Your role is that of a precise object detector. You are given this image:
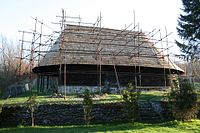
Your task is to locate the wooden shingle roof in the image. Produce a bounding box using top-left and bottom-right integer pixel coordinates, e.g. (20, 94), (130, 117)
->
(38, 24), (183, 72)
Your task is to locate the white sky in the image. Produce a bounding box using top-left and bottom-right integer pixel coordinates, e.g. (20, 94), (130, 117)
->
(0, 0), (183, 60)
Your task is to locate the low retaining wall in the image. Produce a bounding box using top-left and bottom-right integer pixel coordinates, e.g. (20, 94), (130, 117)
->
(0, 103), (129, 127)
(1, 101), (185, 127)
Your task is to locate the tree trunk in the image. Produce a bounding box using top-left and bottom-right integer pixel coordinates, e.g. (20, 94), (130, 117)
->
(31, 108), (34, 127)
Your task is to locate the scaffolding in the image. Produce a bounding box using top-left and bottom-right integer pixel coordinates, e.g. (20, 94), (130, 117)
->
(18, 16), (57, 92)
(17, 9), (182, 95)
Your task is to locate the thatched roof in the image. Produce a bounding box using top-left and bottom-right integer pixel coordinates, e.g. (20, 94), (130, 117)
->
(38, 24), (183, 72)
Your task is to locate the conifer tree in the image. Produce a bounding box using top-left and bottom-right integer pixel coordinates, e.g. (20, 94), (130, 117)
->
(169, 78), (198, 121)
(176, 0), (200, 61)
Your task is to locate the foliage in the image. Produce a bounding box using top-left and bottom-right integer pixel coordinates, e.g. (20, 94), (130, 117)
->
(169, 75), (180, 91)
(169, 77), (198, 121)
(82, 89), (93, 125)
(176, 0), (200, 61)
(1, 120), (200, 133)
(26, 95), (38, 127)
(121, 83), (141, 122)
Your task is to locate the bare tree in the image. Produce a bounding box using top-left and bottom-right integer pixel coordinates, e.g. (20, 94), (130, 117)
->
(0, 35), (29, 95)
(176, 61), (200, 82)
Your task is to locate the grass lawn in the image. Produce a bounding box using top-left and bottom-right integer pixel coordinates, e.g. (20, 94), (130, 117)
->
(0, 120), (200, 133)
(0, 91), (168, 106)
(139, 91), (168, 101)
(0, 93), (122, 106)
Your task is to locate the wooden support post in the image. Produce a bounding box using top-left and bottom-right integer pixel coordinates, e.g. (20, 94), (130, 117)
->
(37, 75), (39, 93)
(41, 76), (44, 92)
(46, 76), (49, 92)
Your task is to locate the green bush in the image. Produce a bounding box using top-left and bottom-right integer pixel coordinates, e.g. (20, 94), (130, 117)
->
(82, 89), (93, 125)
(169, 77), (198, 121)
(121, 83), (141, 122)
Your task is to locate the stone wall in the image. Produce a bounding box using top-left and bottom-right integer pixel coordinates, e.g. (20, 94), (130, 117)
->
(0, 101), (180, 127)
(58, 86), (126, 94)
(58, 86), (100, 94)
(0, 103), (128, 127)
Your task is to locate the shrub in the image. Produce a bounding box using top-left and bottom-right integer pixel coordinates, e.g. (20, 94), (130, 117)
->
(121, 83), (140, 122)
(82, 89), (93, 125)
(169, 77), (198, 121)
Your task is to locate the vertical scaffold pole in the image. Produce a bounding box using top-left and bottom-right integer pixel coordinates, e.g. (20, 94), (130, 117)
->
(159, 29), (167, 87)
(30, 17), (37, 92)
(99, 12), (102, 93)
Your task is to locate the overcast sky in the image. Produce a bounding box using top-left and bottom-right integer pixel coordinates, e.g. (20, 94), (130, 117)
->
(0, 0), (183, 59)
